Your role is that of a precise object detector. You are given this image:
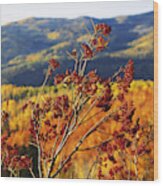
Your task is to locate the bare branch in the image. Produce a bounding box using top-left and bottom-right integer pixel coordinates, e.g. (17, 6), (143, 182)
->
(47, 94), (90, 177)
(51, 111), (115, 178)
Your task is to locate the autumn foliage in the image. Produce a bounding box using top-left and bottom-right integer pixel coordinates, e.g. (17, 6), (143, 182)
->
(1, 21), (154, 180)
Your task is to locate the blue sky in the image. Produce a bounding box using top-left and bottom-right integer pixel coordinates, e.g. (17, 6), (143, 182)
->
(1, 0), (153, 25)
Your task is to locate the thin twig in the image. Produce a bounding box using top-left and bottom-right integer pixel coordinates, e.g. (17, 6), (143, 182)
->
(66, 51), (78, 72)
(81, 59), (88, 76)
(90, 18), (96, 33)
(110, 66), (123, 82)
(79, 137), (113, 151)
(87, 158), (98, 179)
(29, 142), (38, 148)
(29, 168), (36, 178)
(35, 126), (42, 178)
(81, 110), (102, 125)
(34, 68), (50, 106)
(82, 22), (92, 37)
(46, 135), (59, 177)
(76, 99), (98, 128)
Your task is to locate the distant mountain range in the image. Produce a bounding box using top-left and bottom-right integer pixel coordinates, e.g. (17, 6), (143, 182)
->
(1, 11), (154, 86)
